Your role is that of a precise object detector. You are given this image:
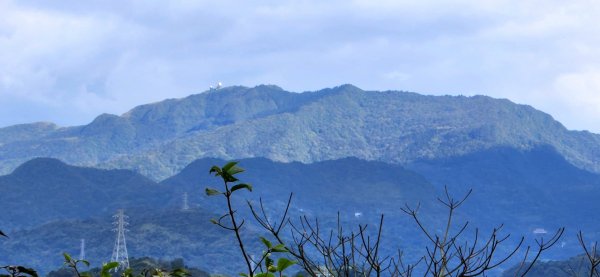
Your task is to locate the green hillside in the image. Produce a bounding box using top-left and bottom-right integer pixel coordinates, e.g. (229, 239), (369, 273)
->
(1, 85), (599, 180)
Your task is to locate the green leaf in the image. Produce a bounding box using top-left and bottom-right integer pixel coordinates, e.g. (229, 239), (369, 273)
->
(277, 258), (297, 272)
(227, 165), (244, 176)
(152, 268), (166, 277)
(239, 274), (249, 277)
(62, 252), (72, 263)
(210, 218), (218, 224)
(205, 188), (222, 196)
(221, 172), (239, 183)
(101, 262), (119, 277)
(222, 161), (239, 172)
(121, 268), (133, 277)
(221, 161), (243, 182)
(255, 273), (275, 277)
(209, 166), (222, 176)
(260, 236), (272, 248)
(231, 183), (252, 193)
(80, 260), (90, 267)
(265, 253), (275, 271)
(271, 244), (288, 253)
(170, 268), (189, 277)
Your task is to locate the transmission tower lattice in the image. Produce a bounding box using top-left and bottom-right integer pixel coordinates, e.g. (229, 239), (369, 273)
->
(79, 239), (85, 260)
(110, 209), (130, 270)
(182, 192), (190, 211)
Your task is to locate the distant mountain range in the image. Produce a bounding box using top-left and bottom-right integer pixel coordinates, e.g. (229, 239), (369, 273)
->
(4, 147), (600, 273)
(3, 84), (600, 274)
(0, 156), (436, 274)
(1, 85), (599, 180)
(0, 158), (168, 230)
(0, 156), (435, 231)
(1, 208), (240, 275)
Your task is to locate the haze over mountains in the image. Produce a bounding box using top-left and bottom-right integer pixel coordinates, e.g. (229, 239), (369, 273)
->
(1, 85), (599, 180)
(4, 146), (600, 273)
(3, 84), (600, 274)
(0, 157), (437, 273)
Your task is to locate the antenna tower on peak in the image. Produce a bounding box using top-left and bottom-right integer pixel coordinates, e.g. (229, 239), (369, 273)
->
(110, 209), (130, 270)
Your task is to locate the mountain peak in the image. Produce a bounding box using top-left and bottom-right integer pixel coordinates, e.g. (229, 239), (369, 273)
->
(15, 157), (66, 168)
(254, 84), (284, 91)
(336, 84), (362, 91)
(0, 84), (599, 180)
(315, 84), (363, 95)
(11, 157), (70, 177)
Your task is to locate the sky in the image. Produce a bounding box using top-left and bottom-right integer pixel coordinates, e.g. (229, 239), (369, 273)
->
(1, 0), (600, 132)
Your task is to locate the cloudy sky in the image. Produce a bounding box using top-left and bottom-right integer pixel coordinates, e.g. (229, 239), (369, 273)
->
(1, 0), (600, 132)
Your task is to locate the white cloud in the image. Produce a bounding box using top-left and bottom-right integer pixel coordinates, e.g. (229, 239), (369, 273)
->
(384, 71), (411, 82)
(555, 70), (600, 109)
(547, 70), (600, 131)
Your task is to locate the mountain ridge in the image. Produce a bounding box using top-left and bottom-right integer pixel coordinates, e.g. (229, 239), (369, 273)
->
(4, 147), (600, 273)
(1, 84), (599, 180)
(0, 155), (439, 274)
(0, 157), (170, 230)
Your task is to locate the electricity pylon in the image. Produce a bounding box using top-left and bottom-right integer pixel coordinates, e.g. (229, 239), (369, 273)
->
(182, 192), (190, 211)
(110, 209), (129, 270)
(79, 239), (85, 260)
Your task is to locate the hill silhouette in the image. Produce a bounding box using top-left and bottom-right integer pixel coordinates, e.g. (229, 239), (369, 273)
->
(1, 85), (599, 180)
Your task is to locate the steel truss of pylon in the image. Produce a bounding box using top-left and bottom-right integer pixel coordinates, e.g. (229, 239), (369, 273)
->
(79, 239), (85, 261)
(182, 192), (190, 211)
(110, 209), (130, 270)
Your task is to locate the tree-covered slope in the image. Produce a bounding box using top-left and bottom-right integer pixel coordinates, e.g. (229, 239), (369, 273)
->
(0, 208), (256, 275)
(4, 152), (600, 274)
(408, 146), (600, 259)
(161, 157), (436, 219)
(0, 158), (173, 230)
(501, 254), (595, 277)
(0, 157), (438, 275)
(1, 85), (599, 180)
(0, 156), (435, 231)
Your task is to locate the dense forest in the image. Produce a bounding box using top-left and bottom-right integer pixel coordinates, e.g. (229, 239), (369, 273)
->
(3, 161), (600, 277)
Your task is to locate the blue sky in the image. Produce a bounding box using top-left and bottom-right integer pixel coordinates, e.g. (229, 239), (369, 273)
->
(1, 0), (600, 132)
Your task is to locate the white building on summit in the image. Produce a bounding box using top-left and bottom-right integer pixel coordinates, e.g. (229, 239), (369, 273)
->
(209, 82), (223, 90)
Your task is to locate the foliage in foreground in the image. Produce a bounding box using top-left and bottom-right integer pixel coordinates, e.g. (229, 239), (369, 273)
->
(204, 161), (600, 277)
(4, 161), (600, 276)
(206, 161), (297, 277)
(47, 254), (196, 277)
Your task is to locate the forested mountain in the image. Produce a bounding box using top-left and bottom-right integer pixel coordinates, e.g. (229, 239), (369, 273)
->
(0, 156), (435, 231)
(0, 209), (244, 275)
(4, 149), (600, 274)
(408, 146), (600, 260)
(1, 85), (599, 180)
(501, 254), (597, 277)
(162, 156), (436, 219)
(409, 146), (600, 230)
(3, 85), (600, 275)
(0, 158), (170, 230)
(0, 157), (438, 274)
